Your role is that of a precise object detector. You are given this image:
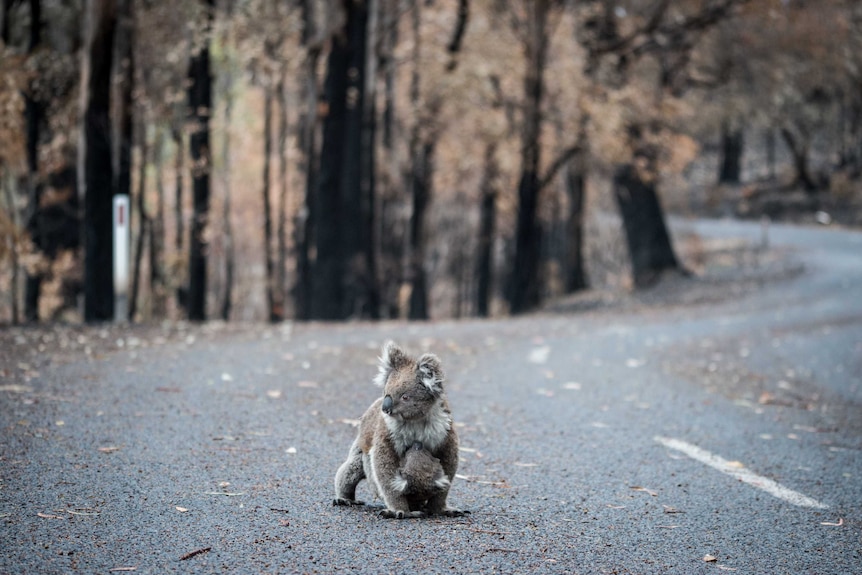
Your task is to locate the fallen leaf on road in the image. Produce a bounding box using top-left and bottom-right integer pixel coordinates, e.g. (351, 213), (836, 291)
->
(37, 512), (65, 519)
(820, 518), (843, 526)
(65, 508), (100, 516)
(562, 382), (581, 390)
(0, 385), (33, 393)
(98, 446), (121, 453)
(717, 566), (737, 571)
(703, 554), (718, 562)
(339, 418), (361, 427)
(266, 390), (282, 399)
(725, 461), (745, 469)
(179, 547), (211, 561)
(630, 486), (658, 497)
(528, 346), (550, 364)
(203, 492), (245, 496)
(514, 462), (537, 467)
(108, 568), (137, 572)
(286, 447), (297, 454)
(221, 373), (233, 382)
(175, 507), (189, 513)
(297, 381), (318, 388)
(663, 505), (684, 514)
(625, 358), (645, 368)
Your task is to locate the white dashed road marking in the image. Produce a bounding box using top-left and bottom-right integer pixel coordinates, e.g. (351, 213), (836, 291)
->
(654, 436), (829, 510)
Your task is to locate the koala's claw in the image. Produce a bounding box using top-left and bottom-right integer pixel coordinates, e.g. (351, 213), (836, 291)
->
(379, 509), (426, 519)
(442, 507), (470, 517)
(333, 497), (365, 507)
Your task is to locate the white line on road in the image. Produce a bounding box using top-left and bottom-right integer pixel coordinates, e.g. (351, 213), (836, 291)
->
(654, 436), (829, 510)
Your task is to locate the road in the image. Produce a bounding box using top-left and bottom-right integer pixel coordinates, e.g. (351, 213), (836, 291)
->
(1, 219), (860, 574)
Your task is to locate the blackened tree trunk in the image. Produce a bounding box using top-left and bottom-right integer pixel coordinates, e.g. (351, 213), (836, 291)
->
(509, 0), (549, 315)
(475, 142), (497, 317)
(128, 117), (147, 320)
(294, 0), (320, 320)
(406, 0), (428, 320)
(23, 0), (42, 322)
(171, 126), (186, 312)
(564, 154), (587, 292)
(276, 62), (289, 320)
(780, 126), (819, 193)
(718, 120), (743, 184)
(310, 17), (349, 320)
(340, 0), (377, 319)
(261, 83), (280, 322)
(310, 0), (377, 320)
(150, 128), (166, 317)
(186, 0), (214, 321)
(408, 138), (435, 320)
(613, 163), (681, 288)
(81, 0), (116, 322)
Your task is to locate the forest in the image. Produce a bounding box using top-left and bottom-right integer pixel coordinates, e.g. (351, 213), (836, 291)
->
(0, 0), (860, 324)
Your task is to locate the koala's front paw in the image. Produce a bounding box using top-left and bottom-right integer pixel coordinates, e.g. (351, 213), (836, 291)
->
(379, 509), (426, 519)
(333, 497), (365, 507)
(441, 507), (470, 517)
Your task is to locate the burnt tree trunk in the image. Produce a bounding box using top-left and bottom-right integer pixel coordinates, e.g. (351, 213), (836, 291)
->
(509, 0), (549, 315)
(149, 128), (166, 317)
(340, 0), (374, 319)
(780, 126), (819, 193)
(613, 163), (681, 288)
(186, 0), (214, 321)
(310, 0), (376, 320)
(81, 0), (116, 322)
(276, 62), (289, 319)
(408, 138), (435, 320)
(261, 84), (280, 322)
(310, 15), (349, 320)
(406, 0), (428, 320)
(475, 143), (498, 317)
(171, 126), (186, 312)
(128, 117), (147, 321)
(293, 0), (319, 320)
(718, 120), (743, 184)
(564, 154), (587, 293)
(23, 0), (42, 322)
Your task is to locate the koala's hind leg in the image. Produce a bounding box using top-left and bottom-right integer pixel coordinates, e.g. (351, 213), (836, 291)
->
(333, 440), (366, 506)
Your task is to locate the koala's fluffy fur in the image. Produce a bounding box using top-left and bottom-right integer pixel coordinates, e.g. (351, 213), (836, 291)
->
(394, 441), (450, 507)
(333, 341), (466, 519)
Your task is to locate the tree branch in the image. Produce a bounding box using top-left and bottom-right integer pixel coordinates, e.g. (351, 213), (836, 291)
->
(445, 0), (469, 71)
(538, 144), (582, 191)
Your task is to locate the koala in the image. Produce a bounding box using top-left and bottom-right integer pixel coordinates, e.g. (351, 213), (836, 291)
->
(333, 341), (467, 519)
(394, 441), (451, 509)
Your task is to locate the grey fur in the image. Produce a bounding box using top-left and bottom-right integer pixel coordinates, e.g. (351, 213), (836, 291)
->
(333, 341), (468, 519)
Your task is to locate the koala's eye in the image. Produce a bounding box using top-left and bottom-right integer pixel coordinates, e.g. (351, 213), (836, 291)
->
(401, 393), (411, 401)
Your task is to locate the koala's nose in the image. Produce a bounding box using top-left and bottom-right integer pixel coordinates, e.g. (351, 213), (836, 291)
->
(382, 395), (393, 414)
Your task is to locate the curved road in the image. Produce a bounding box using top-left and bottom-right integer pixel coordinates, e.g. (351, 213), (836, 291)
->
(1, 219), (860, 574)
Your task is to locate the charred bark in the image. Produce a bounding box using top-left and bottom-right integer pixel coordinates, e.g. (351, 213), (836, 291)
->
(564, 155), (587, 293)
(186, 0), (214, 321)
(718, 120), (743, 184)
(509, 0), (549, 315)
(81, 0), (116, 322)
(475, 143), (498, 317)
(613, 163), (681, 288)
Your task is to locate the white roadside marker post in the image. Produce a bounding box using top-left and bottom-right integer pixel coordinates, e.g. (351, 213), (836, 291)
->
(113, 195), (130, 322)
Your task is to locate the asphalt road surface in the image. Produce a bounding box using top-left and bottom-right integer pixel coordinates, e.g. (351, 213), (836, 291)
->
(2, 219), (860, 574)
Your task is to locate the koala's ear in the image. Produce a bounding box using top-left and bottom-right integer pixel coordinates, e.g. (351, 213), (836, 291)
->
(417, 353), (444, 395)
(374, 340), (406, 387)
